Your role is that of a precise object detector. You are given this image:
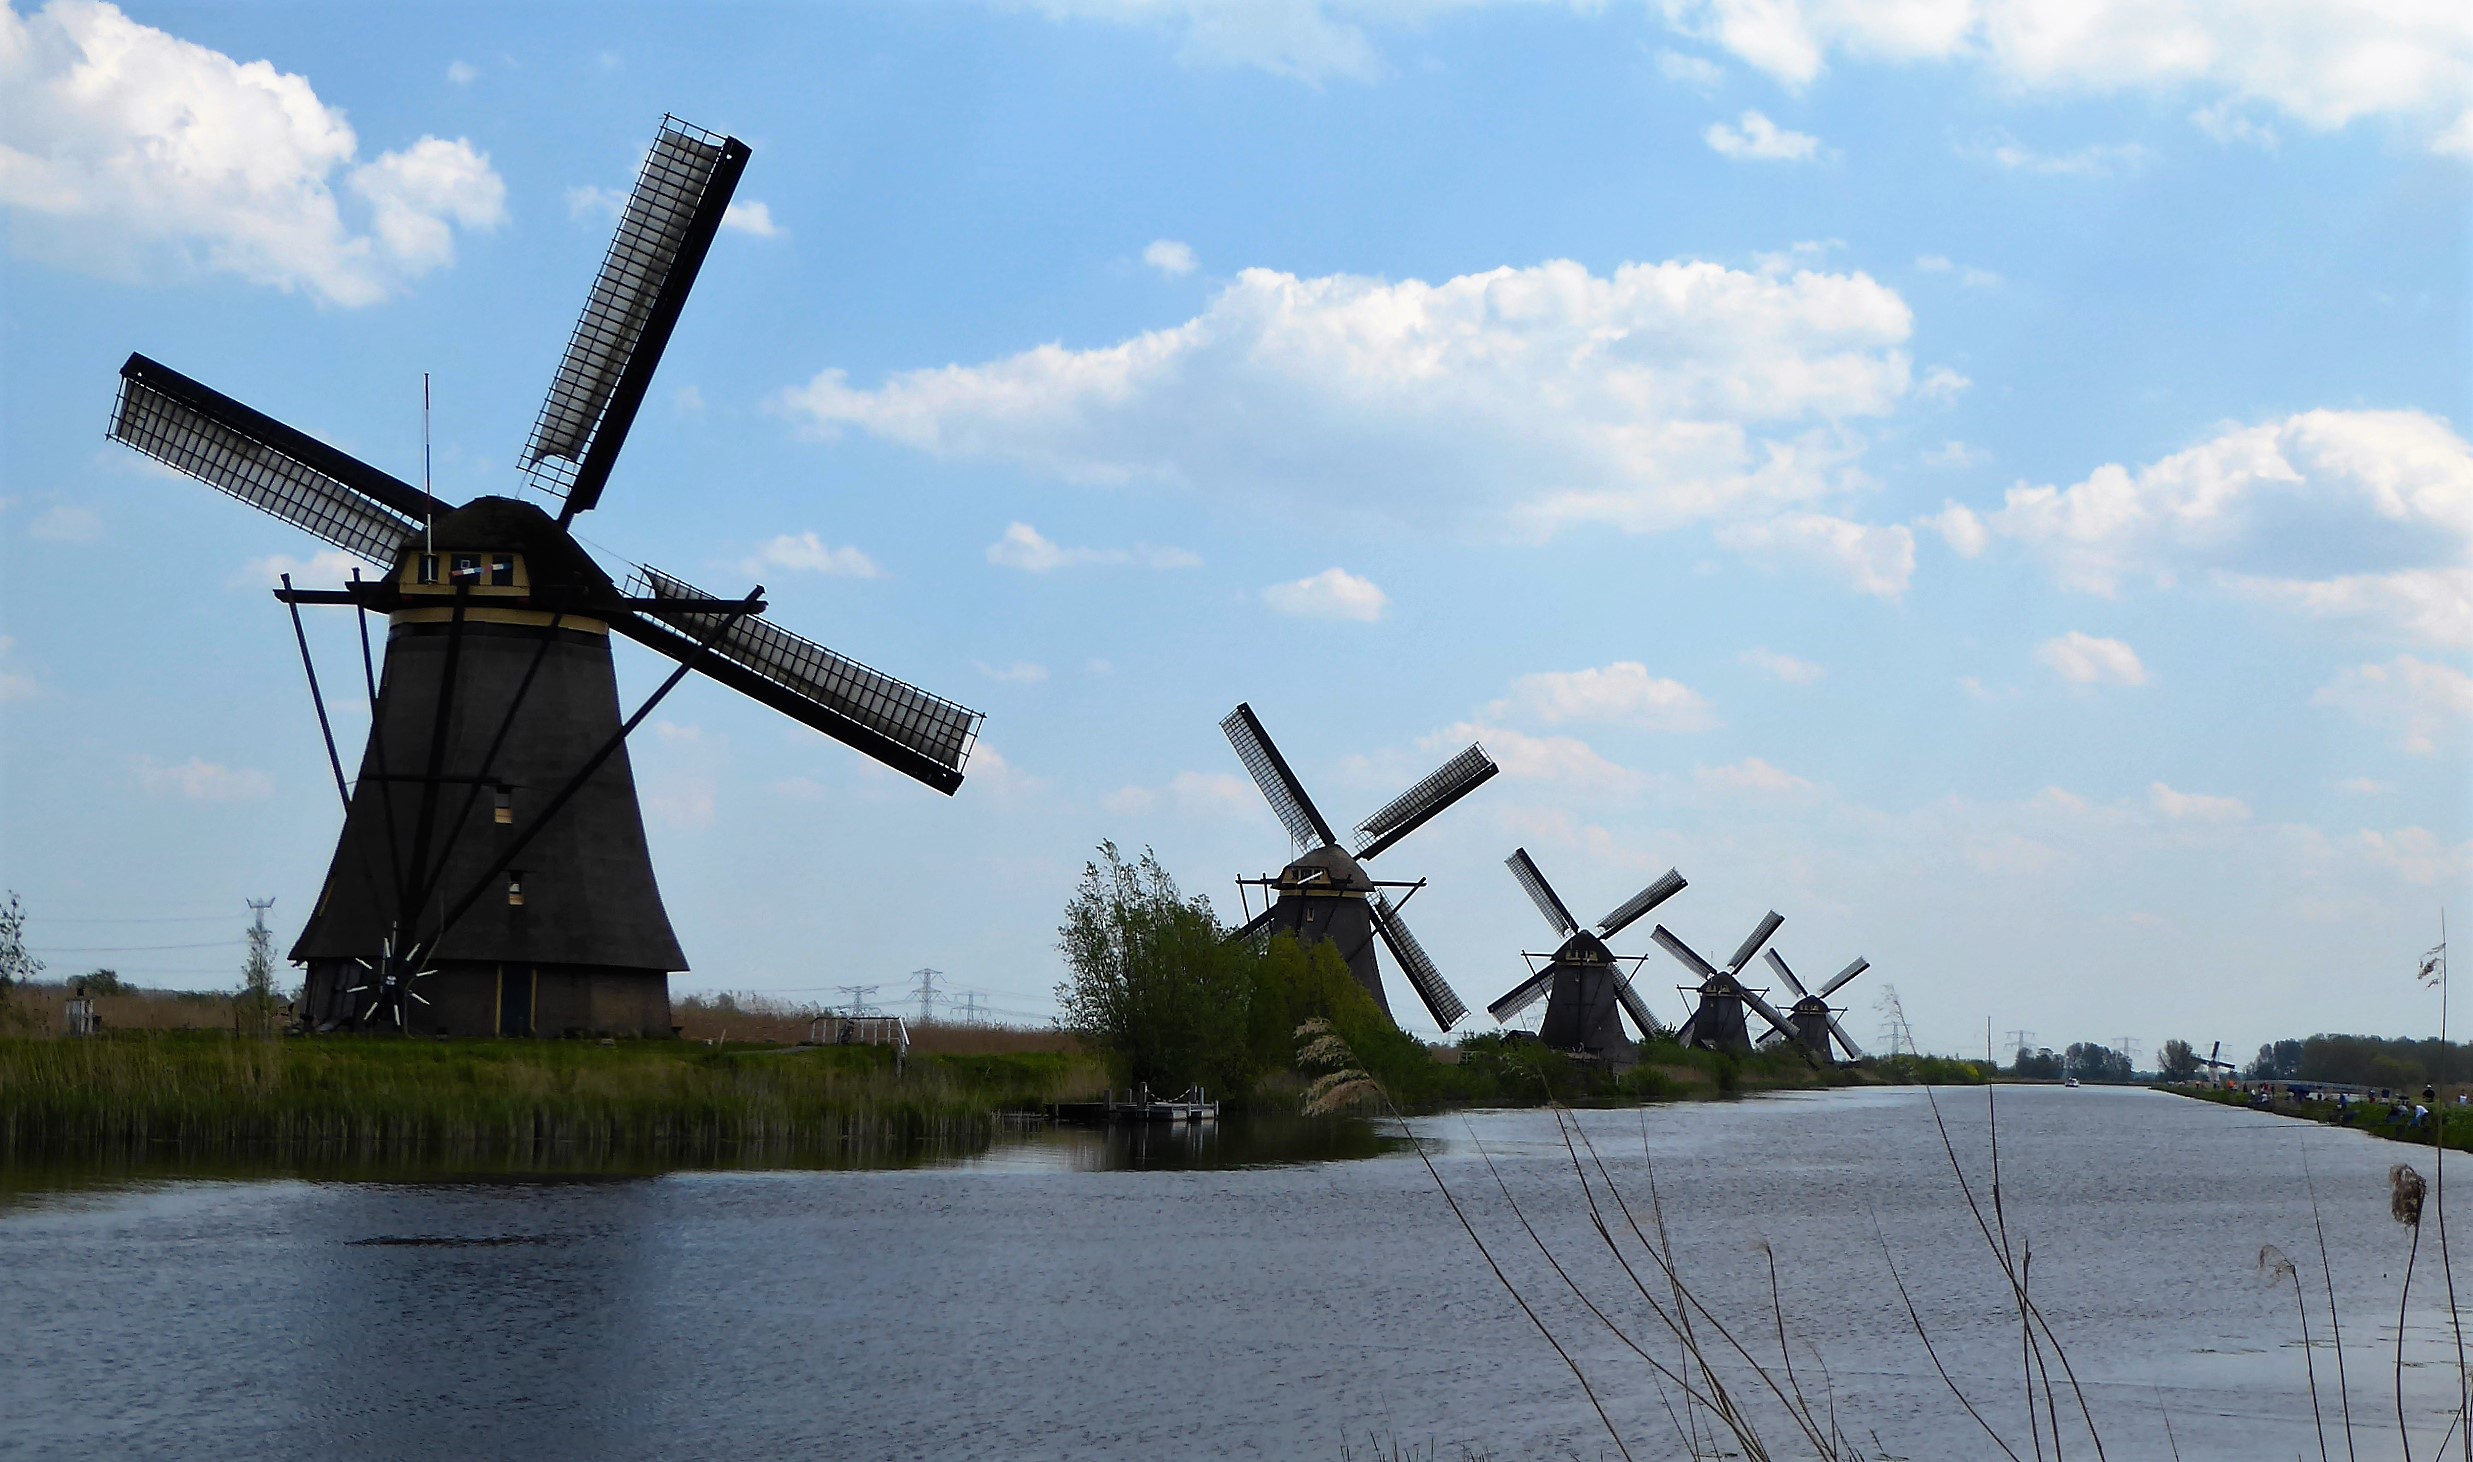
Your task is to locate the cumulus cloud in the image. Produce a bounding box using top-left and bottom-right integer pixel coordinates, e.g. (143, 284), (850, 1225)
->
(134, 754), (273, 802)
(1660, 0), (2473, 154)
(2352, 826), (2473, 887)
(1739, 647), (1824, 684)
(1436, 722), (1644, 790)
(1963, 133), (2155, 176)
(739, 532), (884, 579)
(1104, 769), (1267, 819)
(1716, 513), (1917, 598)
(2149, 781), (2249, 822)
(2312, 655), (2473, 754)
(236, 548), (360, 587)
(1703, 109), (1824, 161)
(1263, 566), (1389, 621)
(1495, 661), (1717, 730)
(1919, 500), (1990, 554)
(1142, 238), (1198, 275)
(984, 521), (1200, 572)
(976, 660), (1050, 684)
(721, 201), (783, 237)
(775, 257), (1917, 540)
(2038, 631), (2148, 687)
(1922, 441), (1992, 470)
(1915, 254), (2001, 288)
(1975, 410), (2473, 649)
(0, 1), (507, 306)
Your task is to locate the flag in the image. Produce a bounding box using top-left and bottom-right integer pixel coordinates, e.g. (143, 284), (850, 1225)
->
(2418, 943), (2447, 986)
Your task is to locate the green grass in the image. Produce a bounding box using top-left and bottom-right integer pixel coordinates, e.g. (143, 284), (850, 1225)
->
(2178, 1082), (2473, 1154)
(0, 1032), (1107, 1161)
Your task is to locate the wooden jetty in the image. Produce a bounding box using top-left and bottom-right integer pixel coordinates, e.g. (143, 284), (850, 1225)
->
(1052, 1086), (1219, 1124)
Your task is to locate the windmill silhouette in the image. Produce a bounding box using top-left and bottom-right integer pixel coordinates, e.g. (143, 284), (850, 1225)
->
(1221, 703), (1496, 1030)
(106, 117), (982, 1037)
(1486, 848), (1684, 1059)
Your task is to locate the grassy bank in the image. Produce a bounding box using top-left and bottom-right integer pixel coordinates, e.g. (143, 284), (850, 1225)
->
(2176, 1081), (2473, 1154)
(0, 1032), (1106, 1161)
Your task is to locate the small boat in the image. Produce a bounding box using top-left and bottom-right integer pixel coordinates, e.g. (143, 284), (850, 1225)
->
(2065, 1077), (2081, 1089)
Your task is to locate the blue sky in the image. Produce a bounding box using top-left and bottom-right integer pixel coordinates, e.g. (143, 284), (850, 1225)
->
(2, 0), (2466, 1059)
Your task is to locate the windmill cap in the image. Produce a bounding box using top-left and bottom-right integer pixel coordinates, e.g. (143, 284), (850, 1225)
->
(389, 495), (616, 597)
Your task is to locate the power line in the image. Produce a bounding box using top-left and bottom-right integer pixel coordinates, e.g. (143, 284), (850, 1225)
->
(911, 967), (942, 1023)
(835, 984), (881, 1017)
(30, 939), (246, 954)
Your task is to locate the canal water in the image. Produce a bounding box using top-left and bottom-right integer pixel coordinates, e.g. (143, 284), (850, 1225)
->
(4, 1086), (2469, 1459)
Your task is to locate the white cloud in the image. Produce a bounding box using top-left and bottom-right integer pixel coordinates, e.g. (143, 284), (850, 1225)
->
(1915, 254), (2001, 288)
(1661, 0), (2473, 154)
(1142, 238), (1198, 276)
(2149, 781), (2249, 823)
(2312, 655), (2473, 755)
(1739, 647), (1824, 684)
(1965, 133), (2155, 176)
(984, 521), (1199, 572)
(1263, 566), (1389, 622)
(1437, 722), (1643, 790)
(1923, 441), (1992, 470)
(2352, 826), (2473, 887)
(653, 721), (705, 744)
(776, 257), (1917, 540)
(1977, 410), (2473, 648)
(0, 2), (506, 306)
(1961, 675), (2019, 702)
(1105, 769), (1267, 820)
(2334, 776), (2390, 795)
(566, 184), (624, 219)
(1703, 109), (1824, 161)
(647, 776), (717, 829)
(445, 59), (477, 86)
(1496, 661), (1717, 730)
(1697, 756), (1812, 794)
(673, 384), (706, 419)
(721, 201), (783, 237)
(134, 754), (273, 802)
(26, 504), (99, 542)
(1011, 0), (1396, 82)
(976, 660), (1050, 684)
(2038, 630), (2148, 687)
(965, 745), (1050, 803)
(1716, 513), (1917, 598)
(1657, 48), (1727, 89)
(1916, 365), (1970, 402)
(739, 532), (884, 579)
(1920, 500), (1989, 554)
(235, 548), (359, 587)
(0, 635), (39, 703)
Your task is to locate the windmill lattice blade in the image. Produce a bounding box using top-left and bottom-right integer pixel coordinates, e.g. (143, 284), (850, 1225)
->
(1742, 986), (1799, 1041)
(1487, 968), (1555, 1024)
(1650, 924), (1719, 980)
(629, 568), (981, 792)
(1726, 911), (1785, 973)
(1220, 704), (1334, 852)
(1829, 1015), (1869, 1061)
(109, 357), (427, 564)
(1505, 848), (1579, 937)
(523, 116), (747, 518)
(1613, 969), (1662, 1040)
(1763, 948), (1810, 999)
(1596, 869), (1687, 939)
(1224, 905), (1279, 946)
(1354, 744), (1497, 861)
(1371, 891), (1468, 1031)
(1816, 956), (1870, 999)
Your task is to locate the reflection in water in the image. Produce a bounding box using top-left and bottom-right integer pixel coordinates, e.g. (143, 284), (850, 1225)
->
(5, 1088), (2467, 1460)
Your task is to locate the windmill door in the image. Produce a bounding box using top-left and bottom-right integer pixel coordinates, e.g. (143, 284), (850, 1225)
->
(500, 967), (535, 1037)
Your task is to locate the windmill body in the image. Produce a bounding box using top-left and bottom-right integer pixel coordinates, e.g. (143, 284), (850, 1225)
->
(107, 119), (983, 1037)
(1653, 913), (1799, 1056)
(1758, 949), (1871, 1064)
(1221, 704), (1496, 1031)
(1487, 849), (1684, 1062)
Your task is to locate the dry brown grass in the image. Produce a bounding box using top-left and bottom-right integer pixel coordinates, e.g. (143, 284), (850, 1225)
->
(6, 983), (245, 1034)
(667, 992), (1077, 1055)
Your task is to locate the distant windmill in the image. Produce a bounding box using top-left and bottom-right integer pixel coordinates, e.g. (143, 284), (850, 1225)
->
(1753, 949), (1869, 1063)
(1650, 913), (1798, 1055)
(1486, 848), (1684, 1059)
(2197, 1041), (2237, 1079)
(106, 117), (982, 1038)
(1221, 703), (1496, 1030)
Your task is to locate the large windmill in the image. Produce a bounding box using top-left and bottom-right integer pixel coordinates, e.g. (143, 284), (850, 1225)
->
(1486, 848), (1684, 1060)
(1650, 913), (1799, 1055)
(1221, 703), (1496, 1032)
(105, 117), (982, 1039)
(1753, 949), (1869, 1064)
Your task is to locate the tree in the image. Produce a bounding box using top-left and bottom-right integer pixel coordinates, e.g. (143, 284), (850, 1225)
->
(1056, 842), (1256, 1094)
(0, 891), (41, 1013)
(2064, 1041), (2134, 1083)
(238, 907), (281, 1036)
(80, 967), (128, 996)
(2011, 1046), (2064, 1080)
(2245, 1039), (2305, 1080)
(2158, 1038), (2199, 1082)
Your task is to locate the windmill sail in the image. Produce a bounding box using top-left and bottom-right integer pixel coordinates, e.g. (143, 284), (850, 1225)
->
(627, 568), (980, 794)
(109, 355), (432, 563)
(524, 117), (749, 519)
(1726, 911), (1785, 972)
(1221, 703), (1334, 851)
(1371, 891), (1467, 1030)
(1488, 967), (1557, 1023)
(1506, 847), (1579, 936)
(1763, 948), (1811, 998)
(1611, 968), (1662, 1039)
(1353, 744), (1496, 861)
(1596, 869), (1686, 939)
(1817, 957), (1870, 998)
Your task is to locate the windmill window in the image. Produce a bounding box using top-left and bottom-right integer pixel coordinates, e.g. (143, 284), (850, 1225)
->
(489, 554), (516, 586)
(417, 554), (440, 585)
(493, 785), (513, 825)
(506, 871), (526, 907)
(451, 553), (483, 583)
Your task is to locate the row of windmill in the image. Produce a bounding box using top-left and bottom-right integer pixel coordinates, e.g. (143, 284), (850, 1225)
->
(1214, 704), (1871, 1066)
(102, 112), (1873, 1056)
